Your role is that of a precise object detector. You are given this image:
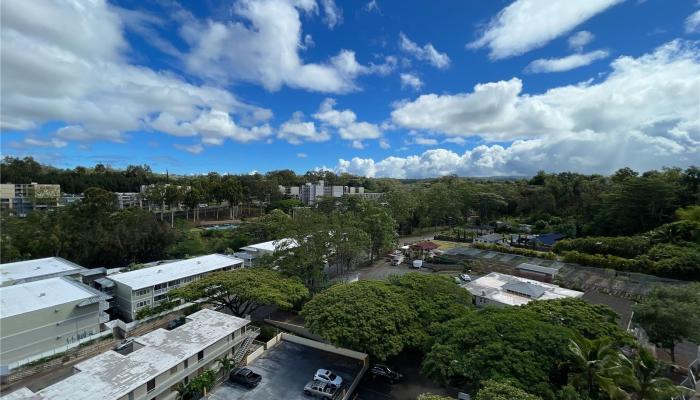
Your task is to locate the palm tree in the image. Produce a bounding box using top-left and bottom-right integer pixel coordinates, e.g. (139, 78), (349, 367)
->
(616, 348), (693, 400)
(567, 336), (627, 399)
(216, 354), (235, 380)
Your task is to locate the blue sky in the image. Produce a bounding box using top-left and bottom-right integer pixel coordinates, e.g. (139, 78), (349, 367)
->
(1, 0), (699, 177)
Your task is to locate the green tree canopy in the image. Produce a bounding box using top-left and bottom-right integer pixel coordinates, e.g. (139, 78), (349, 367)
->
(633, 283), (700, 362)
(474, 380), (543, 400)
(521, 298), (630, 344)
(169, 268), (308, 317)
(301, 280), (419, 360)
(422, 308), (573, 398)
(387, 273), (472, 348)
(416, 394), (454, 400)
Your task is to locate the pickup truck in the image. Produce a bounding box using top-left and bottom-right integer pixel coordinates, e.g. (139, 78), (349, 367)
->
(229, 368), (262, 389)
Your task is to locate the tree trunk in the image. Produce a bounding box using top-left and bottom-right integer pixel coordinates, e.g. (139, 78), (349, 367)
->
(670, 344), (676, 363)
(171, 209), (174, 228)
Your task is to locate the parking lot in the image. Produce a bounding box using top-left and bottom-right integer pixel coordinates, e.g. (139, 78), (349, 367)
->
(209, 340), (364, 400)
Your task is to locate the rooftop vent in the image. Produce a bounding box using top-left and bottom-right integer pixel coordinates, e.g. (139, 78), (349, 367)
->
(157, 269), (163, 273)
(39, 292), (46, 297)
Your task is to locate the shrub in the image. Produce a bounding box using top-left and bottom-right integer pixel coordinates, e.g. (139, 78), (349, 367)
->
(473, 243), (556, 260)
(553, 236), (650, 258)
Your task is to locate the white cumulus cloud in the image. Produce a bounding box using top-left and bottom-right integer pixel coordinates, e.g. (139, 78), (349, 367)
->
(469, 0), (624, 59)
(1, 0), (271, 148)
(313, 99), (382, 148)
(181, 0), (376, 93)
(379, 40), (700, 177)
(526, 50), (609, 73)
(399, 32), (450, 69)
(686, 9), (700, 33)
(400, 73), (424, 90)
(568, 31), (595, 51)
(278, 112), (331, 144)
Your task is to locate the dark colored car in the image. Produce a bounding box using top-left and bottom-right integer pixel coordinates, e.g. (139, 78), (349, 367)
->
(370, 364), (403, 384)
(229, 368), (262, 388)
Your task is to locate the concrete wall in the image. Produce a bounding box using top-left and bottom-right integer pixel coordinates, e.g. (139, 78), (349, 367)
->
(280, 333), (368, 362)
(0, 300), (100, 368)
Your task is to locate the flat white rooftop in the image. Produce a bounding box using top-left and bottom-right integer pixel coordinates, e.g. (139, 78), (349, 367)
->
(0, 277), (98, 318)
(465, 272), (583, 307)
(108, 254), (242, 290)
(241, 238), (298, 254)
(0, 257), (84, 286)
(10, 309), (249, 400)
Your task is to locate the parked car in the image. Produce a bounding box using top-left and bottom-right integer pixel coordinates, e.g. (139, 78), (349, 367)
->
(229, 368), (262, 388)
(304, 380), (338, 398)
(314, 369), (343, 388)
(369, 364), (403, 384)
(459, 273), (472, 282)
(113, 339), (133, 352)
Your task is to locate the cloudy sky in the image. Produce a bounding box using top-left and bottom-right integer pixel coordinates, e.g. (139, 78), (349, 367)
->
(1, 0), (699, 178)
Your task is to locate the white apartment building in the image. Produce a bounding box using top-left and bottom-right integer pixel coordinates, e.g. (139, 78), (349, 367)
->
(0, 277), (109, 374)
(115, 192), (141, 209)
(234, 238), (298, 267)
(3, 309), (258, 400)
(108, 254), (243, 321)
(0, 183), (61, 213)
(0, 257), (87, 287)
(279, 181), (376, 205)
(464, 272), (583, 308)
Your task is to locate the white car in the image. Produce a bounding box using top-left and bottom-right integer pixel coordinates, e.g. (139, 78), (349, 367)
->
(314, 369), (343, 388)
(459, 273), (472, 282)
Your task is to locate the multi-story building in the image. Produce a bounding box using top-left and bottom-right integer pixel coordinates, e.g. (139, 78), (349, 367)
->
(0, 277), (110, 374)
(0, 257), (87, 287)
(464, 272), (583, 308)
(108, 254), (243, 321)
(281, 180), (378, 205)
(115, 192), (141, 209)
(0, 183), (61, 214)
(234, 238), (298, 267)
(278, 185), (300, 198)
(0, 184), (14, 209)
(3, 309), (258, 400)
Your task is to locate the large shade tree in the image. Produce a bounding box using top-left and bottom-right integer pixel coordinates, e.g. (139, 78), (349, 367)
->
(474, 380), (543, 400)
(387, 273), (472, 348)
(301, 280), (419, 360)
(633, 283), (700, 362)
(422, 308), (573, 398)
(522, 298), (630, 345)
(169, 268), (308, 317)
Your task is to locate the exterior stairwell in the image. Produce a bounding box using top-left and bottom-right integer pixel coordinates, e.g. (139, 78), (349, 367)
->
(233, 326), (260, 365)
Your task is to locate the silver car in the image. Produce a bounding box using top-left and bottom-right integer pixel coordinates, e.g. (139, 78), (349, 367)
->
(303, 379), (338, 399)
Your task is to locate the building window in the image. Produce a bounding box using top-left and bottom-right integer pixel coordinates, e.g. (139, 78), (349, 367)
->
(170, 366), (178, 375)
(184, 359), (188, 369)
(197, 350), (203, 362)
(154, 283), (166, 291)
(184, 377), (189, 385)
(154, 294), (168, 303)
(135, 300), (151, 308)
(147, 378), (155, 392)
(128, 392), (134, 400)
